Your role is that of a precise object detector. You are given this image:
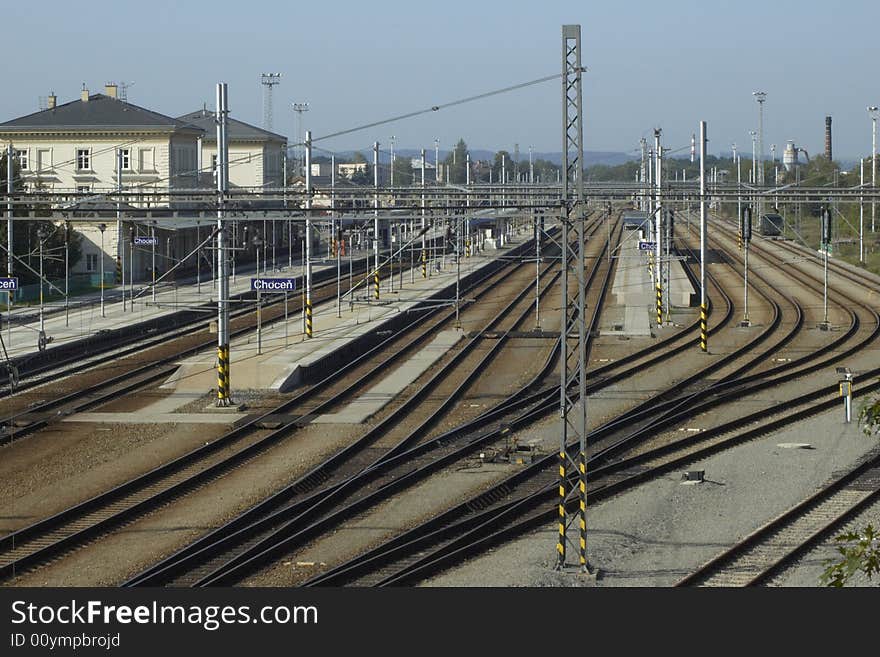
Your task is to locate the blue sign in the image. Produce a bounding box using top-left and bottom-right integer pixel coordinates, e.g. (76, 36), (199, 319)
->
(251, 278), (297, 292)
(638, 241), (656, 251)
(134, 236), (159, 246)
(0, 277), (18, 291)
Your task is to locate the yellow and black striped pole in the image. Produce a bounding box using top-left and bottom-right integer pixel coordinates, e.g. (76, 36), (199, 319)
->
(374, 267), (380, 300)
(421, 249), (427, 278)
(578, 450), (587, 571)
(557, 450), (566, 568)
(217, 343), (230, 402)
(656, 282), (663, 326)
(305, 297), (313, 338)
(465, 238), (470, 258)
(700, 302), (708, 352)
(115, 255), (122, 284)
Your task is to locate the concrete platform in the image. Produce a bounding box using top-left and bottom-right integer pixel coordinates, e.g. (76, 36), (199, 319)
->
(0, 250), (347, 361)
(146, 225), (535, 416)
(313, 329), (463, 424)
(605, 235), (653, 337)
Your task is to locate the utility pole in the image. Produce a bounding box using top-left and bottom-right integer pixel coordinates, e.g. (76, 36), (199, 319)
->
(421, 149), (427, 278)
(556, 23), (589, 575)
(6, 143), (12, 280)
(733, 143), (741, 240)
(639, 138), (647, 212)
(860, 158), (865, 263)
(117, 149), (125, 312)
(215, 82), (232, 406)
(305, 130), (313, 338)
(260, 73), (281, 132)
(373, 140), (380, 300)
(529, 145), (534, 184)
(741, 206), (752, 326)
(870, 107), (878, 232)
(821, 207), (831, 330)
(700, 121), (708, 353)
(654, 128), (663, 328)
(465, 152), (471, 257)
(390, 135), (395, 189)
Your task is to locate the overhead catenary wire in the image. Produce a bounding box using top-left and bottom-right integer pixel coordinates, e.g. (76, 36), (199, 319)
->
(308, 73), (562, 145)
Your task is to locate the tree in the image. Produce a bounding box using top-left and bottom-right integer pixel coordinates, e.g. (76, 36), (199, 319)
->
(442, 138), (469, 184)
(492, 150), (513, 183)
(349, 152), (371, 185)
(819, 402), (880, 586)
(392, 155), (414, 186)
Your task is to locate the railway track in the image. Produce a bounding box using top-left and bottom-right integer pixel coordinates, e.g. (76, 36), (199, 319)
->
(675, 448), (880, 587)
(0, 230), (548, 582)
(122, 214), (622, 586)
(302, 221), (880, 586)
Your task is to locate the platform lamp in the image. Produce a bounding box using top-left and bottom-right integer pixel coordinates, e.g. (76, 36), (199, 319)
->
(97, 223), (107, 317)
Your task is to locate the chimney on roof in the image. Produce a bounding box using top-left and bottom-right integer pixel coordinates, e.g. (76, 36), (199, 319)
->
(105, 83), (118, 99)
(47, 92), (56, 109)
(80, 84), (89, 102)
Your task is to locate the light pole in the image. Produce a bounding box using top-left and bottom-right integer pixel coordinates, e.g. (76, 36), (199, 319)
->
(293, 102), (309, 177)
(97, 223), (106, 317)
(753, 91), (766, 186)
(869, 106), (878, 232)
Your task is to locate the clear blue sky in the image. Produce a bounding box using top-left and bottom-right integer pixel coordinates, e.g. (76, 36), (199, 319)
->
(5, 0), (879, 160)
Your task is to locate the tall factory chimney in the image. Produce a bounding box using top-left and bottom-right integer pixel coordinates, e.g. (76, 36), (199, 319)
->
(825, 115), (833, 161)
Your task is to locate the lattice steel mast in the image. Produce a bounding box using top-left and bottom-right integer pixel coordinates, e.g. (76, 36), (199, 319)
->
(556, 24), (589, 574)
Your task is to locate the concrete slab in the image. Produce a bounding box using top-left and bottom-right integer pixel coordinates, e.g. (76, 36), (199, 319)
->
(313, 329), (463, 424)
(63, 412), (247, 424)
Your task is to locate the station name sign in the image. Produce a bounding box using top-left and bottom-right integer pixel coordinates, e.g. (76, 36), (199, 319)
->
(638, 241), (656, 251)
(0, 277), (18, 290)
(250, 278), (297, 292)
(133, 236), (159, 246)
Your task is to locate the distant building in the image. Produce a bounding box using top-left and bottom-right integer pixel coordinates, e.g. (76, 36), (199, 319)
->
(337, 162), (367, 178)
(177, 108), (286, 189)
(0, 85), (210, 285)
(0, 84), (202, 198)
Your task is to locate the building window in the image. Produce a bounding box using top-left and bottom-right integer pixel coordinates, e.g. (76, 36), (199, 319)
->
(76, 185), (90, 194)
(37, 149), (52, 171)
(120, 149), (131, 170)
(86, 253), (98, 272)
(139, 148), (154, 172)
(76, 149), (90, 170)
(16, 149), (28, 170)
(211, 154), (218, 171)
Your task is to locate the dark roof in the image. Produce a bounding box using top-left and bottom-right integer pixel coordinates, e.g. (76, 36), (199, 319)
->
(0, 94), (204, 133)
(177, 109), (286, 143)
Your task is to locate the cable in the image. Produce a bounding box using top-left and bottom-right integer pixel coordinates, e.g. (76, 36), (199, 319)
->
(309, 73), (562, 144)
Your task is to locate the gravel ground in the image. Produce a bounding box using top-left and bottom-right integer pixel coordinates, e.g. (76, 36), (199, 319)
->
(423, 407), (878, 587)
